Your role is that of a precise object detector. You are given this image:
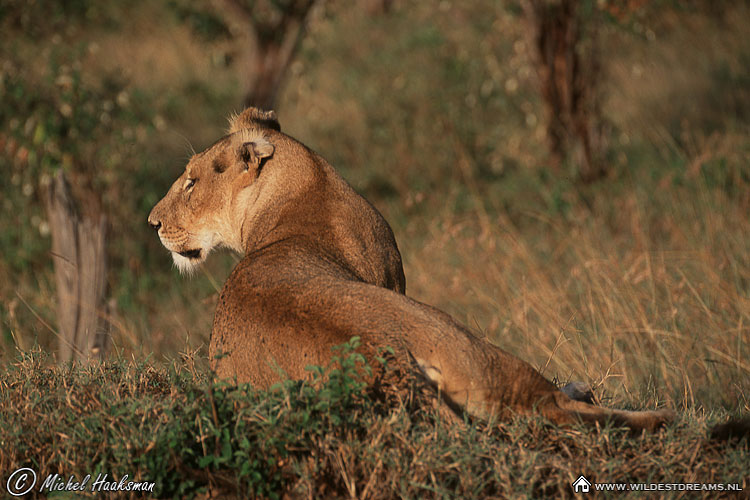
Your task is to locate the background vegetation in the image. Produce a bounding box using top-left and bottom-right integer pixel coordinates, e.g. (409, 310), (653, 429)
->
(1, 0), (749, 497)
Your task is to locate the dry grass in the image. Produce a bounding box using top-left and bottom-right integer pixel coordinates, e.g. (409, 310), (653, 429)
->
(1, 348), (747, 499)
(399, 181), (750, 411)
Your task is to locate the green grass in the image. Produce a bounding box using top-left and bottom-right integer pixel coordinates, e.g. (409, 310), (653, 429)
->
(1, 345), (747, 499)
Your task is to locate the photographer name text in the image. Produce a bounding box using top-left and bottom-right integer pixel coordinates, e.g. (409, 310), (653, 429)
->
(6, 468), (155, 496)
(42, 473), (155, 493)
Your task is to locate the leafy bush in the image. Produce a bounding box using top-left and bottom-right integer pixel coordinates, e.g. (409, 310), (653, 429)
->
(0, 339), (384, 498)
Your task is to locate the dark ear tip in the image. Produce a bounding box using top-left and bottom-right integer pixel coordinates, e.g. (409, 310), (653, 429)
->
(261, 110), (280, 131)
(241, 107), (281, 131)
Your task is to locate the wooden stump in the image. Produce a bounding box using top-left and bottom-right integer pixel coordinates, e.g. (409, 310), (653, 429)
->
(45, 170), (109, 362)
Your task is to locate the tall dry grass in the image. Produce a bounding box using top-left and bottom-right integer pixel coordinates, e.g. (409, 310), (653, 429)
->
(400, 174), (750, 411)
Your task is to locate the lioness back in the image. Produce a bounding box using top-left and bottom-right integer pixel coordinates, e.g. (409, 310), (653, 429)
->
(211, 238), (391, 385)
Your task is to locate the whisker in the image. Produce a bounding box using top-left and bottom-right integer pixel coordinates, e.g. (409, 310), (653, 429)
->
(171, 130), (196, 160)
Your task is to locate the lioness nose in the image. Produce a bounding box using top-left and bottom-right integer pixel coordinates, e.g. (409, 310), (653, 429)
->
(148, 218), (161, 231)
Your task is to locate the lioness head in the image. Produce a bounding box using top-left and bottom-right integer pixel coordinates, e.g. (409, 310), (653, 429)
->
(147, 109), (278, 273)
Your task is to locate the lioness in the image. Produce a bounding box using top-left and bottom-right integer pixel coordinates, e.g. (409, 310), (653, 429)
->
(148, 107), (673, 431)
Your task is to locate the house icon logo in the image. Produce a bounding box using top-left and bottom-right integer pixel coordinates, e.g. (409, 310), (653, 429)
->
(572, 475), (591, 493)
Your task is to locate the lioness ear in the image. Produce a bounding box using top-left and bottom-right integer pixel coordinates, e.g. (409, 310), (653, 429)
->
(239, 138), (274, 171)
(228, 107), (280, 134)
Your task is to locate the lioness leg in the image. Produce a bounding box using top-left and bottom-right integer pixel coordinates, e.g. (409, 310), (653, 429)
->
(546, 394), (675, 431)
(402, 312), (674, 432)
(324, 281), (674, 432)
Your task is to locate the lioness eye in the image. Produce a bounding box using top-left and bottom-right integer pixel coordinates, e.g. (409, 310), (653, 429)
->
(185, 178), (197, 191)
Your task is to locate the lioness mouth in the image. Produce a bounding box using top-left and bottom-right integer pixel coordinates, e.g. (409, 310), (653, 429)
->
(178, 249), (202, 259)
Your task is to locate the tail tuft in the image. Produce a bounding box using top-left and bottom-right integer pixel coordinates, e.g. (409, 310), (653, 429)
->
(709, 417), (750, 442)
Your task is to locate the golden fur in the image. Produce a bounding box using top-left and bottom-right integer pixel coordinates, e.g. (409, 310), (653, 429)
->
(149, 107), (673, 431)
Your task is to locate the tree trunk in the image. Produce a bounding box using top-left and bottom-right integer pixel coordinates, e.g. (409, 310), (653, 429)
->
(523, 0), (607, 183)
(45, 170), (109, 362)
(244, 41), (288, 110)
(213, 0), (318, 111)
(242, 14), (307, 110)
(363, 0), (393, 16)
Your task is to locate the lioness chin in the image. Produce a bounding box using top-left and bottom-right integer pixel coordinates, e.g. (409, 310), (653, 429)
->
(148, 107), (673, 432)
